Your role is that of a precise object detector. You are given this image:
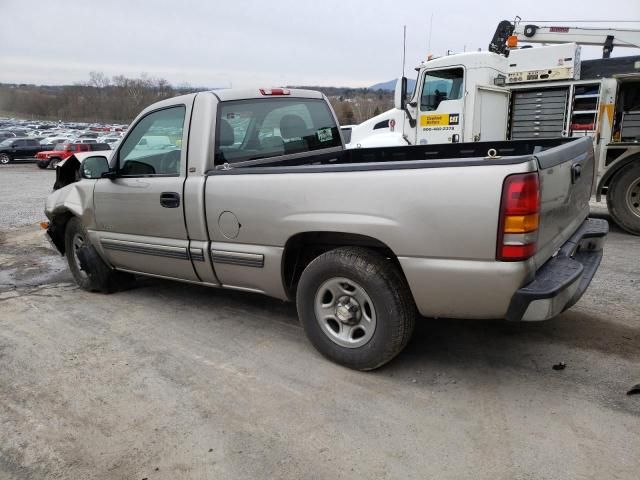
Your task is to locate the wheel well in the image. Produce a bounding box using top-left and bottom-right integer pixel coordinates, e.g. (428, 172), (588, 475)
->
(48, 211), (74, 255)
(597, 153), (640, 197)
(281, 231), (405, 299)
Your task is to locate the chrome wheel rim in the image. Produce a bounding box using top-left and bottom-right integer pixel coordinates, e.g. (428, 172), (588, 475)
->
(314, 277), (377, 348)
(625, 176), (640, 219)
(72, 233), (88, 280)
(0, 154), (9, 164)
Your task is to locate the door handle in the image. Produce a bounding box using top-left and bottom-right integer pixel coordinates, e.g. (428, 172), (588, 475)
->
(571, 163), (582, 184)
(160, 192), (180, 208)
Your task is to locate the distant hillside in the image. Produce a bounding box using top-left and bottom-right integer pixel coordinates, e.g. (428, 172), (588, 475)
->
(369, 78), (417, 92)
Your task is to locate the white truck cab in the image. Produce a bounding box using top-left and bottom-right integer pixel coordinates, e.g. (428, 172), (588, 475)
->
(347, 44), (582, 149)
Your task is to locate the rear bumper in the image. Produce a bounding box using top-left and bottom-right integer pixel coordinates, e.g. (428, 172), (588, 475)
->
(505, 217), (609, 321)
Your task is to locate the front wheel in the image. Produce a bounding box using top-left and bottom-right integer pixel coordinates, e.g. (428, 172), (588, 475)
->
(36, 160), (50, 169)
(0, 153), (11, 165)
(49, 157), (61, 169)
(296, 247), (416, 370)
(607, 162), (640, 235)
(64, 217), (134, 293)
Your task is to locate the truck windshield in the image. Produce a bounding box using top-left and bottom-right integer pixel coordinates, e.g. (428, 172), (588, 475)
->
(420, 68), (464, 111)
(214, 97), (341, 165)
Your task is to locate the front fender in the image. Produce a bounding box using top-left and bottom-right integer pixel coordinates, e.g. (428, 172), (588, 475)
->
(44, 180), (98, 254)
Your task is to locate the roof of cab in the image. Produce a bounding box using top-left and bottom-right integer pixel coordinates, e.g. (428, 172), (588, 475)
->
(137, 88), (325, 118)
(211, 88), (324, 101)
(416, 51), (508, 71)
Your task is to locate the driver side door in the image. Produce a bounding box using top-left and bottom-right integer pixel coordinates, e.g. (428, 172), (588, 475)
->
(93, 105), (199, 281)
(415, 67), (465, 145)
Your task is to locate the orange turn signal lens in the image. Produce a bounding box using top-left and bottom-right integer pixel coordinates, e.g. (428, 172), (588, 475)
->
(507, 35), (518, 48)
(39, 221), (49, 230)
(503, 214), (539, 233)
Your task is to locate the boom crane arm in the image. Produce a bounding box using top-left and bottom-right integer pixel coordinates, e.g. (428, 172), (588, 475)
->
(513, 23), (640, 58)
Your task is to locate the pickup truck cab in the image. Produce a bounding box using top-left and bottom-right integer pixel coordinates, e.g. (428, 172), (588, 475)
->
(36, 142), (111, 169)
(45, 88), (608, 370)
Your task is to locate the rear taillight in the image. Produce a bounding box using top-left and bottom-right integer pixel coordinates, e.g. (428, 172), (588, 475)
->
(497, 172), (540, 261)
(259, 88), (290, 95)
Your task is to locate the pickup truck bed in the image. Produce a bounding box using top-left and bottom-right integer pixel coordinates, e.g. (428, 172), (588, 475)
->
(215, 138), (578, 170)
(45, 89), (607, 370)
(201, 136), (597, 320)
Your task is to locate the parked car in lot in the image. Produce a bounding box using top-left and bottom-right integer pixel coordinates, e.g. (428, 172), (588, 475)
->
(0, 130), (18, 142)
(35, 142), (111, 169)
(0, 137), (45, 164)
(41, 136), (73, 146)
(45, 88), (608, 370)
(78, 132), (99, 139)
(0, 131), (17, 141)
(97, 137), (120, 148)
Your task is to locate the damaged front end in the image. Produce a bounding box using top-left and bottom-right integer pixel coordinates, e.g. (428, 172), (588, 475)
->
(53, 154), (83, 191)
(44, 153), (108, 255)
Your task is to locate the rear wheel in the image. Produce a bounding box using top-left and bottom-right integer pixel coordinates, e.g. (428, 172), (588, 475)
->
(64, 217), (134, 292)
(296, 247), (416, 370)
(0, 153), (11, 165)
(607, 162), (640, 235)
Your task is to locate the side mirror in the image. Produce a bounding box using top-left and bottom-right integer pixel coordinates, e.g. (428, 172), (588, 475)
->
(394, 76), (408, 110)
(80, 155), (110, 179)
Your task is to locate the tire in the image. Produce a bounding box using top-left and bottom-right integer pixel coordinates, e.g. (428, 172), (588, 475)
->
(49, 157), (61, 169)
(296, 247), (416, 370)
(36, 160), (50, 169)
(64, 217), (134, 293)
(607, 162), (640, 235)
(0, 153), (11, 165)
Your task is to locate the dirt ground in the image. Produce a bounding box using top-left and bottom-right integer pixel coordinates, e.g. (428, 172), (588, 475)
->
(1, 164), (639, 479)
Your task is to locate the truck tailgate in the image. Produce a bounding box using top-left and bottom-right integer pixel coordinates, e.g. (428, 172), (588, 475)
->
(533, 136), (594, 269)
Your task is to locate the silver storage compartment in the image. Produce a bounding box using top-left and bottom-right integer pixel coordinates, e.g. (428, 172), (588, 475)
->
(510, 88), (568, 139)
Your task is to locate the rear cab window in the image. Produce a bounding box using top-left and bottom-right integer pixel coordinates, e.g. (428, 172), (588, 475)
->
(214, 97), (341, 165)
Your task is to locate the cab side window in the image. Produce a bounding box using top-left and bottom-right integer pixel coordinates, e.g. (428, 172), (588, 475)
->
(118, 106), (186, 176)
(421, 68), (464, 111)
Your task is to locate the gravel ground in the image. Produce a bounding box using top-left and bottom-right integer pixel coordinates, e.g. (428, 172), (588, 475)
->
(0, 163), (55, 228)
(0, 164), (639, 479)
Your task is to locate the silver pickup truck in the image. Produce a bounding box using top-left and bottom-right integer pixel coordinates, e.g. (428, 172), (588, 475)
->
(45, 88), (608, 370)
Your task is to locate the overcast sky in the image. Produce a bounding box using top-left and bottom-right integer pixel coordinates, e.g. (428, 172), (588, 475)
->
(1, 0), (639, 88)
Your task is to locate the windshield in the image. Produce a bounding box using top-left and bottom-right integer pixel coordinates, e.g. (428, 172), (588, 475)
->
(0, 139), (13, 147)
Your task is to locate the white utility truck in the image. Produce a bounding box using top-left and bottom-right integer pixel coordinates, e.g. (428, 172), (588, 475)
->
(346, 19), (640, 234)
